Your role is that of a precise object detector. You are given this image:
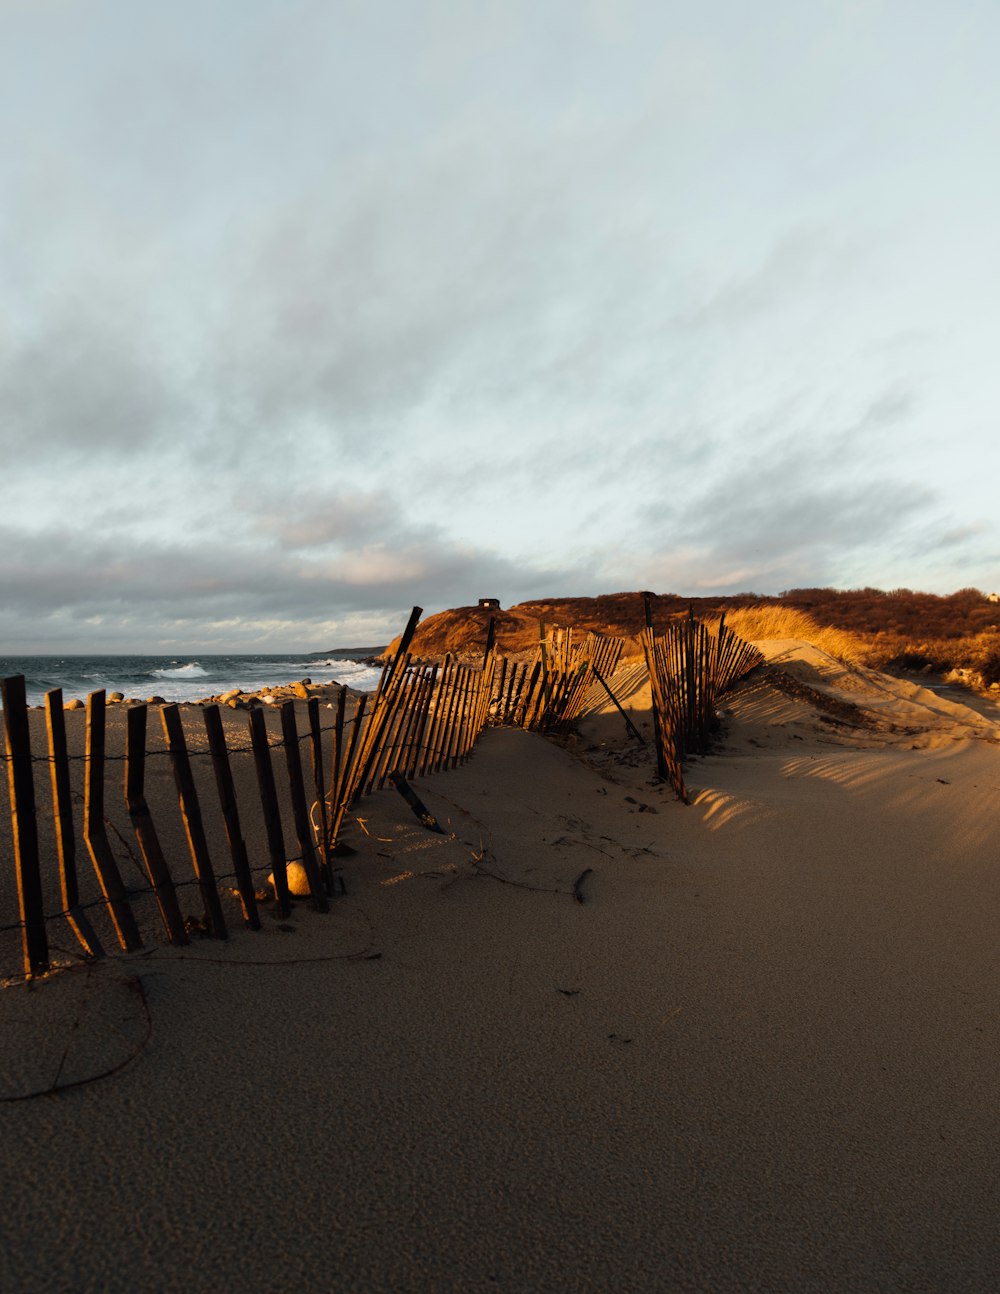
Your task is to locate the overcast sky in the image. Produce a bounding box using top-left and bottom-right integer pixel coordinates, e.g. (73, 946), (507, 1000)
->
(2, 0), (999, 653)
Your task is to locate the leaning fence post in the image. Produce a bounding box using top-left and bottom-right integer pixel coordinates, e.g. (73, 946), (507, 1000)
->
(85, 690), (144, 951)
(419, 657), (452, 776)
(327, 686), (348, 837)
(248, 707), (292, 917)
(280, 702), (329, 911)
(2, 674), (49, 977)
(161, 704), (227, 939)
(406, 664), (438, 778)
(642, 592), (669, 782)
(306, 698), (331, 893)
(203, 705), (260, 930)
(125, 704), (189, 946)
(373, 668), (424, 789)
(44, 688), (104, 959)
(327, 693), (368, 853)
(591, 666), (646, 746)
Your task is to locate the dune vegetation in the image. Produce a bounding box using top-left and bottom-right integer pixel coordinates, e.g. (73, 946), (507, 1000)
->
(390, 588), (1000, 689)
(707, 606), (868, 666)
(775, 588), (1000, 685)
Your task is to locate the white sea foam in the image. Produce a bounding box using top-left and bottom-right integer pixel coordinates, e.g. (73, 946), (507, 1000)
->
(152, 663), (210, 679)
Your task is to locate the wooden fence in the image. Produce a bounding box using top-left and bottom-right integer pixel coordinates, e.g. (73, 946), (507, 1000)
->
(2, 599), (761, 980)
(0, 607), (505, 980)
(491, 627), (625, 731)
(640, 594), (763, 801)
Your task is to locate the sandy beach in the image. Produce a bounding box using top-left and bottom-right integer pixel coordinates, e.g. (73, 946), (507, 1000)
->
(2, 642), (1000, 1292)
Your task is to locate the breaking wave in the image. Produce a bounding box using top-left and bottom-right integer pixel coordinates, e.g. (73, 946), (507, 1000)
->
(151, 663), (210, 679)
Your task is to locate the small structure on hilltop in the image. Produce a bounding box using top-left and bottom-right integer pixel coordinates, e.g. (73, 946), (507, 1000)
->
(987, 592), (999, 603)
(478, 597), (501, 609)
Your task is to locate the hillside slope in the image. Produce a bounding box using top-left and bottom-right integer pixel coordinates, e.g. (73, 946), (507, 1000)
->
(386, 592), (764, 659)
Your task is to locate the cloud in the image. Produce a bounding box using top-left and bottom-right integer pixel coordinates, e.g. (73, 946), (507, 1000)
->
(253, 490), (404, 551)
(0, 301), (188, 457)
(0, 518), (581, 650)
(616, 387), (936, 592)
(672, 228), (870, 332)
(3, 0), (999, 653)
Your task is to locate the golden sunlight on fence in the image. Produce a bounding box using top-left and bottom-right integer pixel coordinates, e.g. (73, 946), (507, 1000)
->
(0, 608), (492, 978)
(640, 593), (764, 801)
(2, 597), (764, 981)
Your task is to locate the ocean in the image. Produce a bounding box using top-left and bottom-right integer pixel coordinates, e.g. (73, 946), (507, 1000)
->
(0, 649), (388, 708)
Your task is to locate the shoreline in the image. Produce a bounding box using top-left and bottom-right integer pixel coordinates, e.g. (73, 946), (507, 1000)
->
(0, 656), (387, 711)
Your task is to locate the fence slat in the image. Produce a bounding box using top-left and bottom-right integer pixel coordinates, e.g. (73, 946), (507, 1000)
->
(2, 675), (49, 977)
(203, 705), (260, 930)
(85, 691), (144, 952)
(419, 657), (452, 777)
(433, 659), (463, 772)
(327, 693), (369, 851)
(368, 670), (415, 793)
(280, 702), (329, 911)
(306, 698), (331, 894)
(449, 666), (473, 767)
(249, 707), (291, 916)
(161, 704), (227, 939)
(326, 686), (348, 839)
(591, 666), (646, 745)
(352, 649), (415, 800)
(44, 689), (104, 959)
(125, 704), (189, 946)
(406, 664), (438, 778)
(642, 593), (670, 783)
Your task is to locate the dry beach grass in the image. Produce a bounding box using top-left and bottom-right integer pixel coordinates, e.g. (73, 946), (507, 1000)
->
(2, 637), (1000, 1291)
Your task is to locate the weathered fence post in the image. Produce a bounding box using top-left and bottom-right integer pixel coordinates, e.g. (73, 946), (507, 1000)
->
(279, 701), (329, 911)
(306, 698), (331, 893)
(248, 707), (291, 917)
(327, 687), (348, 838)
(327, 692), (368, 852)
(161, 704), (227, 939)
(125, 704), (189, 946)
(406, 664), (438, 777)
(85, 690), (144, 951)
(2, 675), (49, 977)
(203, 705), (260, 929)
(45, 688), (104, 959)
(642, 592), (670, 783)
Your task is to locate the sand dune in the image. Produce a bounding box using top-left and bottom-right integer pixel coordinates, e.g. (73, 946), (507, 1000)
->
(2, 644), (999, 1291)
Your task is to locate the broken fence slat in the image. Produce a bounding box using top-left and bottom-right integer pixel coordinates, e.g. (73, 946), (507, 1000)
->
(591, 666), (646, 746)
(388, 772), (444, 834)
